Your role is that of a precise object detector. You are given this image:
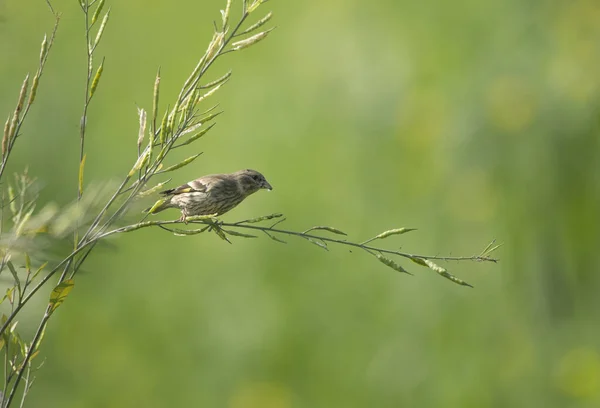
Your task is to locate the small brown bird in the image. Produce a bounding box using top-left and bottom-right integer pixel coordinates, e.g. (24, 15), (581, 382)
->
(147, 169), (272, 222)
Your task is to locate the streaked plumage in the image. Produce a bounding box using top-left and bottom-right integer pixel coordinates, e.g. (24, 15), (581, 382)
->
(147, 169), (272, 222)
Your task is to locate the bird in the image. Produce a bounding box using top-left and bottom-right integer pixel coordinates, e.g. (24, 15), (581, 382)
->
(146, 169), (272, 223)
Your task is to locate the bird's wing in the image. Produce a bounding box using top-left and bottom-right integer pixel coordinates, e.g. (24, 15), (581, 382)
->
(160, 174), (228, 196)
(160, 179), (208, 196)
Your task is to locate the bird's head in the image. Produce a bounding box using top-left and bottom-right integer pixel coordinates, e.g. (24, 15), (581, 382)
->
(235, 169), (272, 195)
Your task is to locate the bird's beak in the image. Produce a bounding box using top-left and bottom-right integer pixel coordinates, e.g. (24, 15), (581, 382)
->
(263, 181), (273, 191)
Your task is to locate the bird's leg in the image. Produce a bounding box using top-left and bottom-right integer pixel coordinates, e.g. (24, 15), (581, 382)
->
(179, 210), (188, 225)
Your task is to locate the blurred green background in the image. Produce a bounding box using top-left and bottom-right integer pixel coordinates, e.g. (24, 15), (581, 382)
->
(2, 0), (600, 406)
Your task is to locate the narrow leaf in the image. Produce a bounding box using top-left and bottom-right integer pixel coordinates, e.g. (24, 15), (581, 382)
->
(89, 60), (104, 97)
(8, 185), (16, 215)
(93, 9), (110, 49)
(16, 207), (34, 236)
(197, 110), (223, 124)
(303, 226), (347, 236)
(146, 198), (168, 214)
(48, 279), (75, 314)
(196, 84), (226, 106)
(7, 261), (21, 292)
(158, 153), (202, 174)
(2, 116), (9, 157)
(376, 254), (412, 275)
(423, 259), (473, 288)
(177, 123), (216, 147)
(223, 229), (257, 238)
(152, 68), (161, 135)
(25, 254), (31, 274)
(201, 70), (232, 89)
(91, 0), (105, 25)
(28, 71), (40, 105)
(232, 28), (274, 51)
(240, 12), (273, 36)
(159, 111), (169, 144)
(221, 0), (232, 28)
(137, 108), (147, 148)
(1, 288), (15, 305)
(212, 227), (231, 243)
(265, 233), (286, 244)
(78, 154), (86, 196)
(31, 261), (49, 281)
(247, 0), (265, 13)
(305, 237), (328, 251)
(39, 33), (48, 62)
(170, 226), (210, 236)
(374, 228), (416, 240)
(128, 149), (150, 176)
(362, 227), (417, 245)
(138, 179), (171, 197)
(16, 74), (29, 114)
(179, 122), (204, 138)
(410, 256), (427, 266)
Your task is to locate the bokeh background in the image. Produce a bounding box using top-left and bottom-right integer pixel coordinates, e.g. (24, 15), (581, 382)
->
(1, 0), (600, 406)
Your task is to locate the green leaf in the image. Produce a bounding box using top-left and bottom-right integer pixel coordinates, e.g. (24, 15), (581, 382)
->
(128, 149), (150, 176)
(201, 70), (232, 89)
(8, 185), (17, 215)
(197, 110), (223, 124)
(78, 154), (86, 196)
(169, 226), (210, 236)
(303, 226), (347, 236)
(422, 259), (473, 288)
(376, 254), (412, 275)
(1, 314), (9, 347)
(48, 279), (75, 314)
(158, 153), (202, 174)
(91, 0), (105, 25)
(146, 198), (167, 214)
(159, 111), (169, 144)
(1, 287), (15, 305)
(138, 180), (171, 197)
(152, 69), (161, 135)
(16, 207), (35, 236)
(93, 9), (110, 49)
(176, 123), (216, 147)
(239, 12), (273, 36)
(31, 261), (49, 282)
(7, 261), (21, 294)
(266, 234), (286, 244)
(223, 229), (257, 238)
(410, 256), (428, 266)
(25, 253), (31, 274)
(305, 237), (328, 251)
(212, 227), (231, 243)
(89, 60), (104, 97)
(232, 28), (274, 50)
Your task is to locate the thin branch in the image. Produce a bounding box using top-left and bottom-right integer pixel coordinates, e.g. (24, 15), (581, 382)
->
(94, 217), (498, 264)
